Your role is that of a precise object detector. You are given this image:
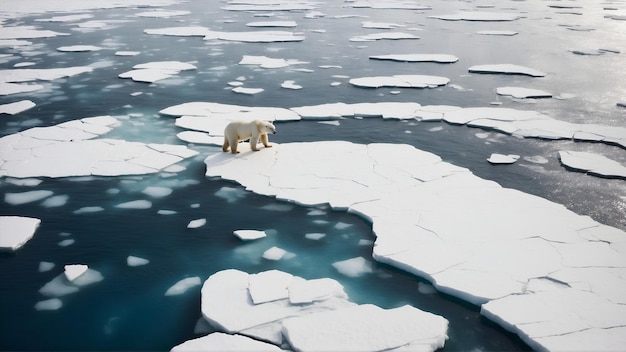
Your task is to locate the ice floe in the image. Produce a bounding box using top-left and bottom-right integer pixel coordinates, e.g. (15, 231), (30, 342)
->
(34, 298), (63, 311)
(135, 10), (190, 18)
(203, 140), (626, 351)
(145, 27), (304, 43)
(332, 256), (374, 277)
(40, 268), (103, 297)
(496, 87), (552, 99)
(193, 269), (448, 350)
(369, 54), (459, 63)
(119, 61), (197, 83)
(0, 216), (41, 251)
(127, 256), (150, 267)
(171, 332), (283, 352)
(0, 100), (36, 114)
(476, 30), (518, 36)
(233, 229), (267, 241)
(239, 55), (307, 69)
(232, 87), (264, 95)
(246, 21), (297, 28)
(487, 153), (520, 164)
(429, 12), (523, 21)
(558, 151), (626, 179)
(4, 190), (53, 205)
(346, 1), (430, 10)
(57, 45), (102, 52)
(187, 218), (207, 229)
(469, 64), (546, 77)
(349, 32), (419, 42)
(165, 277), (202, 296)
(0, 117), (198, 178)
(349, 75), (449, 89)
(64, 264), (88, 282)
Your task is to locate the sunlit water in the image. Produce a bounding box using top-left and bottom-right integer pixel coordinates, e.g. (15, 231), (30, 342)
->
(1, 1), (625, 351)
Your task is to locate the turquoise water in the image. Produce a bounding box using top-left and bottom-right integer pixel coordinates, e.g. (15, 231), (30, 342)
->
(1, 1), (625, 351)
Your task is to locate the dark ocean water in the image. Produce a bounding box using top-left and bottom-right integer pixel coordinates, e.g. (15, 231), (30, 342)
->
(1, 1), (625, 351)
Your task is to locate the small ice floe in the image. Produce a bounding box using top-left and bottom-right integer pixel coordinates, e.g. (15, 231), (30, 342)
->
(305, 232), (325, 240)
(35, 14), (94, 23)
(34, 298), (63, 311)
(142, 186), (173, 198)
(114, 200), (152, 210)
(195, 269), (449, 350)
(0, 100), (36, 115)
(558, 151), (626, 179)
(429, 12), (523, 21)
(0, 216), (40, 251)
(171, 332), (283, 352)
(362, 21), (405, 29)
(487, 153), (520, 164)
(119, 61), (197, 83)
(0, 82), (44, 96)
(0, 25), (68, 39)
(58, 239), (75, 247)
(0, 66), (92, 83)
(246, 21), (297, 28)
(332, 256), (374, 277)
(215, 186), (247, 203)
(496, 87), (552, 99)
(281, 80), (302, 89)
(135, 10), (190, 18)
(187, 218), (207, 229)
(262, 246), (292, 261)
(476, 30), (518, 36)
(57, 45), (102, 52)
(350, 32), (419, 42)
(232, 87), (264, 95)
(239, 55), (308, 69)
(145, 26), (305, 43)
(73, 206), (104, 214)
(127, 256), (150, 267)
(165, 277), (202, 296)
(469, 64), (545, 77)
(233, 230), (267, 241)
(64, 264), (88, 282)
(369, 54), (459, 63)
(345, 1), (430, 10)
(39, 261), (55, 272)
(115, 51), (140, 56)
(349, 75), (449, 88)
(41, 195), (69, 208)
(4, 190), (53, 205)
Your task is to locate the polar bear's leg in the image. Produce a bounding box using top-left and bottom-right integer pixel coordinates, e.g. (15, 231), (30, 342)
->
(222, 137), (230, 152)
(230, 137), (240, 154)
(250, 133), (260, 151)
(260, 133), (272, 148)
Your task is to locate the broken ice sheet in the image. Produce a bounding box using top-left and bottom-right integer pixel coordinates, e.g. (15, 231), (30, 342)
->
(558, 150), (626, 179)
(0, 216), (41, 252)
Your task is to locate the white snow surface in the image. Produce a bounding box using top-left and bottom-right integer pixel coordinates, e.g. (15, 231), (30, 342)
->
(203, 140), (626, 351)
(0, 116), (198, 178)
(0, 216), (41, 251)
(171, 332), (283, 352)
(558, 151), (626, 179)
(349, 75), (450, 89)
(233, 229), (267, 241)
(64, 264), (88, 282)
(119, 61), (196, 83)
(0, 100), (36, 114)
(197, 269), (448, 350)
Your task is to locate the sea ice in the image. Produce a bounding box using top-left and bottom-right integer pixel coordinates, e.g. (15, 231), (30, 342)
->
(0, 100), (36, 114)
(4, 190), (53, 205)
(127, 256), (150, 267)
(332, 256), (374, 277)
(262, 246), (289, 261)
(165, 277), (202, 296)
(558, 150), (626, 179)
(34, 298), (63, 311)
(119, 61), (196, 83)
(349, 75), (449, 88)
(0, 66), (93, 83)
(187, 218), (207, 229)
(135, 10), (190, 18)
(114, 200), (152, 209)
(429, 12), (523, 21)
(469, 64), (546, 77)
(496, 87), (552, 99)
(246, 21), (297, 28)
(248, 270), (293, 304)
(350, 32), (419, 42)
(487, 153), (520, 164)
(233, 229), (267, 241)
(39, 261), (55, 272)
(142, 186), (173, 198)
(281, 80), (302, 89)
(64, 264), (88, 282)
(57, 45), (102, 52)
(305, 232), (325, 240)
(369, 54), (459, 63)
(171, 332), (283, 352)
(477, 30), (518, 36)
(282, 304), (448, 352)
(0, 216), (41, 251)
(145, 26), (305, 43)
(232, 87), (264, 95)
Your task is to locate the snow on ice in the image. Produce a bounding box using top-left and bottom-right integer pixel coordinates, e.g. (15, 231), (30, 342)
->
(171, 332), (283, 352)
(190, 269), (448, 350)
(558, 151), (626, 179)
(119, 61), (197, 83)
(202, 139), (626, 351)
(0, 216), (41, 251)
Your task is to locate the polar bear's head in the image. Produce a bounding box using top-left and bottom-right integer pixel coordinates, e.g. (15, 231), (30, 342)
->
(261, 121), (276, 134)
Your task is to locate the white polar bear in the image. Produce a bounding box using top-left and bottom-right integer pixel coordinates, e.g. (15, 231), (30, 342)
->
(222, 119), (276, 154)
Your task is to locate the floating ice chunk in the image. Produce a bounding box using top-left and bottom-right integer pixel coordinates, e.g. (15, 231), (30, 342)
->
(57, 45), (102, 52)
(136, 10), (190, 18)
(238, 55), (295, 69)
(215, 186), (247, 203)
(477, 30), (519, 36)
(369, 54), (459, 63)
(248, 270), (293, 304)
(36, 14), (94, 22)
(469, 64), (546, 77)
(119, 61), (196, 83)
(39, 261), (55, 272)
(114, 200), (152, 209)
(496, 87), (552, 99)
(58, 239), (75, 247)
(171, 332), (283, 352)
(362, 21), (405, 29)
(346, 1), (430, 10)
(282, 304), (448, 352)
(176, 131), (223, 145)
(487, 153), (520, 164)
(232, 87), (264, 95)
(349, 75), (449, 88)
(429, 12), (523, 21)
(558, 151), (626, 179)
(127, 256), (150, 267)
(4, 190), (53, 205)
(142, 186), (173, 198)
(523, 155), (549, 164)
(350, 32), (419, 42)
(281, 80), (302, 89)
(187, 218), (207, 229)
(262, 246), (288, 261)
(165, 277), (202, 296)
(74, 206), (104, 214)
(64, 264), (88, 282)
(0, 100), (36, 114)
(0, 216), (40, 251)
(233, 230), (267, 241)
(332, 256), (374, 277)
(0, 26), (68, 39)
(0, 82), (44, 95)
(34, 298), (63, 311)
(305, 233), (326, 240)
(0, 66), (93, 82)
(246, 21), (297, 28)
(41, 195), (69, 207)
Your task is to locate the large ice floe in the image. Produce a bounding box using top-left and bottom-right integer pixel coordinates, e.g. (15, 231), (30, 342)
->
(349, 75), (450, 89)
(174, 269), (448, 351)
(119, 61), (197, 83)
(0, 116), (198, 178)
(0, 215), (41, 251)
(558, 151), (626, 179)
(0, 66), (92, 95)
(144, 27), (304, 43)
(195, 107), (626, 351)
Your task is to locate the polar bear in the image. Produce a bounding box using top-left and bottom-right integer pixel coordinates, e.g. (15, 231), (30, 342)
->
(222, 119), (276, 154)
